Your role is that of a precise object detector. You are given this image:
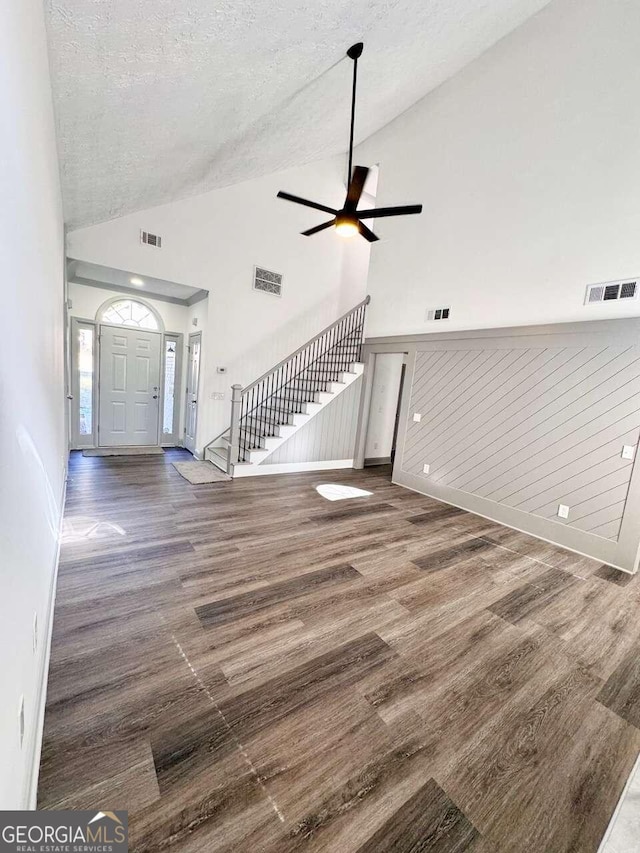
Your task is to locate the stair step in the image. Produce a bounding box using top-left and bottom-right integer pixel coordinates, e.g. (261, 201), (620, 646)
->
(207, 446), (228, 472)
(269, 396), (322, 414)
(286, 383), (330, 394)
(302, 370), (347, 381)
(317, 357), (356, 368)
(245, 410), (293, 429)
(268, 396), (308, 412)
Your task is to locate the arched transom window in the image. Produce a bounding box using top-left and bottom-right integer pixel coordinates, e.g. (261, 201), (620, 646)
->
(99, 298), (160, 330)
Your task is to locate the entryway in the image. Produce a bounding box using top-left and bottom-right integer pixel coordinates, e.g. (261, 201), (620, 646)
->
(69, 296), (187, 452)
(362, 352), (406, 469)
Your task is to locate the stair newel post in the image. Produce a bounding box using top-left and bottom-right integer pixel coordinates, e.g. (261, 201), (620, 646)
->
(229, 384), (243, 468)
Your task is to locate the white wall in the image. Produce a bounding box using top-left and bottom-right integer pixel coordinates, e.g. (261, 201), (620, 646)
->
(356, 0), (640, 338)
(67, 156), (370, 452)
(364, 353), (404, 459)
(0, 0), (66, 808)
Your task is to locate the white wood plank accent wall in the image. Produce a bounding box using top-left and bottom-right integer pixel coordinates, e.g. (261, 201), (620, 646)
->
(266, 377), (362, 465)
(364, 318), (640, 573)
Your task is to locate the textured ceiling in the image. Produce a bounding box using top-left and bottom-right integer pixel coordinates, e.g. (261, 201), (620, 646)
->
(45, 0), (551, 229)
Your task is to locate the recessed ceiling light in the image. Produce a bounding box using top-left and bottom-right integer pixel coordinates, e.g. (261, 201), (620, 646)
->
(130, 277), (144, 286)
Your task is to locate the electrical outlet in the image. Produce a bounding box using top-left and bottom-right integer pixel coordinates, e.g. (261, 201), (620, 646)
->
(423, 463), (430, 474)
(33, 613), (38, 654)
(216, 367), (227, 374)
(413, 413), (422, 423)
(622, 445), (636, 460)
(558, 504), (570, 519)
(373, 442), (379, 450)
(18, 696), (24, 749)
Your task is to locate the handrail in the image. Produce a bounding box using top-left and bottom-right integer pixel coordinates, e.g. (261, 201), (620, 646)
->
(203, 425), (230, 455)
(242, 323), (359, 421)
(242, 295), (370, 395)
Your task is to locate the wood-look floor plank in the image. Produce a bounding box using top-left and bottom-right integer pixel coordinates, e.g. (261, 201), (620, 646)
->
(38, 451), (640, 853)
(195, 563), (361, 627)
(597, 644), (640, 728)
(355, 778), (478, 853)
(487, 566), (577, 624)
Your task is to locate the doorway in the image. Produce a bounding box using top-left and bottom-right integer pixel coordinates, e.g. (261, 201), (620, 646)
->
(363, 353), (406, 469)
(184, 331), (201, 454)
(98, 324), (162, 446)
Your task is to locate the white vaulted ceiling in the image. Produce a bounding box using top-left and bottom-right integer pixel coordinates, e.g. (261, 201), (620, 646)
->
(45, 0), (551, 229)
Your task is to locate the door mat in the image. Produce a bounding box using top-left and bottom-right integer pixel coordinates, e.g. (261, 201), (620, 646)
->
(172, 461), (232, 484)
(83, 446), (165, 457)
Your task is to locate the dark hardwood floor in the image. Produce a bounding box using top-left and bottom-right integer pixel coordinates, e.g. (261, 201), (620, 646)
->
(38, 450), (640, 852)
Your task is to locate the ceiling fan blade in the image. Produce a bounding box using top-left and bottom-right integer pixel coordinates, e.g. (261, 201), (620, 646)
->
(357, 220), (379, 242)
(301, 219), (336, 236)
(345, 166), (369, 209)
(277, 191), (338, 216)
(358, 204), (423, 219)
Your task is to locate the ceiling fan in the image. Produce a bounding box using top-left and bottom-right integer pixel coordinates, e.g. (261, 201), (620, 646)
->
(277, 42), (423, 242)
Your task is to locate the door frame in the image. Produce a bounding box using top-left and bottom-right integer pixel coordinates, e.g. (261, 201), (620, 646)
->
(184, 331), (202, 455)
(70, 317), (99, 449)
(160, 332), (184, 447)
(353, 347), (411, 472)
(69, 317), (184, 450)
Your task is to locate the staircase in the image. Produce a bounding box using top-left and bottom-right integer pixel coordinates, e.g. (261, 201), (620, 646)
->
(204, 297), (369, 477)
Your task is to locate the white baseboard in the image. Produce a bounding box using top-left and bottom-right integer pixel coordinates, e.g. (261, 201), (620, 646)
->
(394, 477), (634, 575)
(24, 468), (67, 809)
(232, 459), (354, 478)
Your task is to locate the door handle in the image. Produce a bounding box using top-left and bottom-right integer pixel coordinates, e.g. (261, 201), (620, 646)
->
(152, 395), (158, 399)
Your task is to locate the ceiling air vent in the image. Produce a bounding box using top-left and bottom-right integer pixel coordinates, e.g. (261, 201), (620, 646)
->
(253, 266), (283, 297)
(585, 278), (637, 305)
(140, 230), (162, 248)
(425, 307), (451, 321)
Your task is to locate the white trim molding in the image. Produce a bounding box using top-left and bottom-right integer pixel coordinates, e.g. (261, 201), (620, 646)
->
(232, 459), (354, 478)
(25, 468), (67, 808)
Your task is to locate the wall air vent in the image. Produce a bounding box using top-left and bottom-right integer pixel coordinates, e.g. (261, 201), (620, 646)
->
(425, 307), (451, 321)
(253, 266), (283, 297)
(140, 230), (162, 248)
(585, 278), (637, 305)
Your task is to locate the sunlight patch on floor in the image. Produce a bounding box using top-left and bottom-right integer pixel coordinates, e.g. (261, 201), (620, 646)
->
(61, 516), (126, 542)
(315, 484), (373, 501)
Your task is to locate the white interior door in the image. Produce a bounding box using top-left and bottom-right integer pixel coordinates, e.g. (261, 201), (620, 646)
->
(184, 332), (201, 454)
(99, 325), (162, 446)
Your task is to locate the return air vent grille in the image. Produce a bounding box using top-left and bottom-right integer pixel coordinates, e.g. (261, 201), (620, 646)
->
(253, 266), (283, 297)
(140, 230), (162, 248)
(425, 307), (451, 321)
(585, 279), (637, 305)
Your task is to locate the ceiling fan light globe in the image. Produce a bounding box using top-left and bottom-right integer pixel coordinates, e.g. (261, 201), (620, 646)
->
(335, 216), (359, 238)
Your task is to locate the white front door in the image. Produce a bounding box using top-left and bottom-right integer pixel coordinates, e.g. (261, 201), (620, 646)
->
(99, 325), (162, 446)
(184, 332), (201, 454)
